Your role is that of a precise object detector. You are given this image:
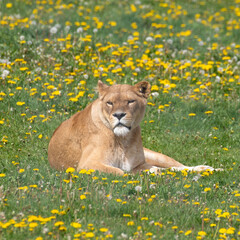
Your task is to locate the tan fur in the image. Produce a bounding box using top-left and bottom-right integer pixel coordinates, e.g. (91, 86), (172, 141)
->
(48, 81), (217, 175)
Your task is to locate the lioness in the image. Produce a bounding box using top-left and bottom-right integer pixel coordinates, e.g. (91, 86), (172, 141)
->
(48, 81), (216, 175)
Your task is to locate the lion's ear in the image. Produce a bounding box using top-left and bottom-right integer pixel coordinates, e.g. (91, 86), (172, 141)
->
(98, 80), (109, 97)
(134, 81), (151, 99)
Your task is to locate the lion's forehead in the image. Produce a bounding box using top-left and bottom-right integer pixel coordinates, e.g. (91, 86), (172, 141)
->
(104, 88), (137, 101)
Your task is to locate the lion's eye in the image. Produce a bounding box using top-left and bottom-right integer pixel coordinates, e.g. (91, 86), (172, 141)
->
(106, 101), (113, 106)
(128, 100), (135, 105)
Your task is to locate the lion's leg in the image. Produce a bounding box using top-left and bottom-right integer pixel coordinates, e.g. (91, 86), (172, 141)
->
(143, 148), (220, 172)
(131, 162), (156, 173)
(77, 162), (124, 175)
(144, 148), (185, 169)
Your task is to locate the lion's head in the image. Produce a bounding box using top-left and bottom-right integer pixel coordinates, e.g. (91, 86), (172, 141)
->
(98, 80), (151, 137)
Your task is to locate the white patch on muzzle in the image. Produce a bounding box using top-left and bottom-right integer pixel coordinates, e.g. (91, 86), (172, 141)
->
(113, 125), (130, 136)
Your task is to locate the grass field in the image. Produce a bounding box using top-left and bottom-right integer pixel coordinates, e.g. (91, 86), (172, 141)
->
(0, 0), (240, 239)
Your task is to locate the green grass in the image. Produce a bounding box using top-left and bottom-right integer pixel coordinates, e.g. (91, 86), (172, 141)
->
(0, 0), (240, 239)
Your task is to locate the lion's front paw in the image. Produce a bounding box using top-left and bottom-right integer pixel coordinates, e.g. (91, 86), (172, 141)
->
(191, 165), (223, 172)
(149, 166), (162, 174)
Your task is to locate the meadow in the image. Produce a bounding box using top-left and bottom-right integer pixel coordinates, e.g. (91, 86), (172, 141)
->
(0, 0), (240, 239)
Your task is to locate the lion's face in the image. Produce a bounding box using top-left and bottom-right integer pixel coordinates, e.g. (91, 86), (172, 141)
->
(98, 81), (151, 137)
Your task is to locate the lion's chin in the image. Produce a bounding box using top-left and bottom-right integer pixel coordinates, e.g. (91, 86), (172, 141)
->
(113, 126), (131, 137)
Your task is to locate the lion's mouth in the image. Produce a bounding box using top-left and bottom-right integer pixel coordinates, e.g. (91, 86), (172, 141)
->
(114, 123), (131, 131)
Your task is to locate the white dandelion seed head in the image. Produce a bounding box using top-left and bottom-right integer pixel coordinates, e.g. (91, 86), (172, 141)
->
(2, 70), (10, 79)
(167, 38), (173, 44)
(50, 26), (58, 34)
(146, 36), (154, 42)
(77, 27), (83, 33)
(135, 186), (142, 192)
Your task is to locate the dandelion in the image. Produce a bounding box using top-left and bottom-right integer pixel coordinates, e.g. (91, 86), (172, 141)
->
(29, 222), (38, 228)
(185, 230), (192, 235)
(54, 221), (64, 226)
(59, 226), (66, 231)
(6, 3), (12, 8)
(146, 36), (154, 42)
(135, 185), (142, 192)
(85, 232), (95, 238)
(146, 232), (153, 236)
(80, 195), (86, 200)
(204, 187), (211, 192)
(16, 102), (25, 106)
(205, 111), (213, 114)
(71, 222), (82, 228)
(219, 228), (227, 234)
(130, 4), (137, 12)
(1, 70), (10, 79)
(226, 227), (235, 234)
(50, 26), (58, 34)
(51, 209), (59, 214)
(127, 221), (134, 226)
(66, 167), (75, 173)
(198, 231), (207, 236)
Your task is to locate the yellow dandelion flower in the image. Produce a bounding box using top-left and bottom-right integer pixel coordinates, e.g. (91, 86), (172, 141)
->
(35, 237), (43, 240)
(54, 221), (64, 226)
(66, 167), (75, 173)
(16, 102), (25, 106)
(185, 230), (192, 235)
(59, 226), (66, 231)
(79, 169), (87, 174)
(51, 209), (59, 214)
(6, 3), (12, 8)
(71, 222), (82, 228)
(29, 222), (38, 228)
(205, 111), (213, 114)
(198, 231), (207, 236)
(85, 232), (95, 238)
(100, 228), (108, 232)
(146, 232), (153, 236)
(127, 221), (134, 226)
(80, 195), (86, 200)
(130, 4), (137, 12)
(219, 228), (227, 234)
(204, 187), (211, 192)
(226, 227), (235, 234)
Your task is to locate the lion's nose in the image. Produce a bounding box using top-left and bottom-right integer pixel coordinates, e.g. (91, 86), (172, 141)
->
(113, 112), (126, 120)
